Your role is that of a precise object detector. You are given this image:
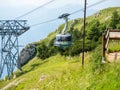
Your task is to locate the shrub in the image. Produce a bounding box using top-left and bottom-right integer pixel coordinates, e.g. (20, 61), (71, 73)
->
(90, 46), (106, 74)
(109, 10), (120, 29)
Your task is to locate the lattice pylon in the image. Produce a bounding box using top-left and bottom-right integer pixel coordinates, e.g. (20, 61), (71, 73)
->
(0, 20), (29, 79)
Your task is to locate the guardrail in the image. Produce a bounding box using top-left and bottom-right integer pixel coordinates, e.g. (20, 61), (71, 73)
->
(102, 29), (120, 61)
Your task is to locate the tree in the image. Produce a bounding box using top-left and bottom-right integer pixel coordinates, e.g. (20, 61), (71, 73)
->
(87, 19), (101, 41)
(37, 44), (49, 59)
(109, 10), (120, 29)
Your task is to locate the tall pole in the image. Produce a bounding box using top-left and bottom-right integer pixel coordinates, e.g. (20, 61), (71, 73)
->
(82, 0), (87, 67)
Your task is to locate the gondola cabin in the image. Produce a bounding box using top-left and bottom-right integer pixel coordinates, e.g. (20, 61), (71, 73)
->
(54, 13), (72, 47)
(54, 33), (72, 47)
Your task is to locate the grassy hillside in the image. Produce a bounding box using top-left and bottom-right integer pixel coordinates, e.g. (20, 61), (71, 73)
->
(0, 46), (120, 90)
(0, 7), (120, 90)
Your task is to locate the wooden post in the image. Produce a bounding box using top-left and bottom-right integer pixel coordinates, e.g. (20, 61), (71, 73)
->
(82, 0), (87, 67)
(102, 33), (105, 61)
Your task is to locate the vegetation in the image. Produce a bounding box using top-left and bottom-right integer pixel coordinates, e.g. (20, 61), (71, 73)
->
(88, 46), (120, 90)
(109, 10), (120, 29)
(107, 40), (120, 53)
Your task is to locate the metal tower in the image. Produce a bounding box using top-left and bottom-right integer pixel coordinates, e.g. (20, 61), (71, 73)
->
(0, 20), (30, 79)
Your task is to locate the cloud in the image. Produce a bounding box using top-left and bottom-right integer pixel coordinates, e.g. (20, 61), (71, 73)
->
(46, 0), (83, 8)
(46, 0), (109, 9)
(0, 0), (120, 9)
(0, 0), (50, 7)
(0, 0), (111, 9)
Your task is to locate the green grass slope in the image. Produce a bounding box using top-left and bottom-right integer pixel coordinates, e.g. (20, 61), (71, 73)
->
(0, 46), (120, 90)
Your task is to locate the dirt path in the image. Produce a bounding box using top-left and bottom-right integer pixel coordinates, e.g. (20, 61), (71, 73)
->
(1, 79), (24, 90)
(107, 52), (120, 62)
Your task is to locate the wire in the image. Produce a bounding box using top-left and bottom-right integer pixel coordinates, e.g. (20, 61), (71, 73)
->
(15, 0), (56, 20)
(70, 0), (108, 15)
(30, 0), (108, 27)
(30, 18), (58, 27)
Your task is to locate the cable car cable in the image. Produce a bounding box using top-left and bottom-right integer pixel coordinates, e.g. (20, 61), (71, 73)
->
(70, 0), (108, 15)
(30, 18), (58, 27)
(30, 0), (108, 27)
(15, 0), (56, 20)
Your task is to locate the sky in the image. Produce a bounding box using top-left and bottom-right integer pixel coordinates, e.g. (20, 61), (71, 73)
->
(0, 0), (120, 79)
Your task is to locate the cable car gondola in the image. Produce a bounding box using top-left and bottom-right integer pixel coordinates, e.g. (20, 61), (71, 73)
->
(54, 33), (72, 47)
(54, 13), (72, 47)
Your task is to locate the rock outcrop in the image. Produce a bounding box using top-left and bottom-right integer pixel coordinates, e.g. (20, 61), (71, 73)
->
(19, 44), (36, 66)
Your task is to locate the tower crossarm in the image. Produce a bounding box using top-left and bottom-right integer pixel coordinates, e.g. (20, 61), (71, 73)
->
(0, 20), (30, 36)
